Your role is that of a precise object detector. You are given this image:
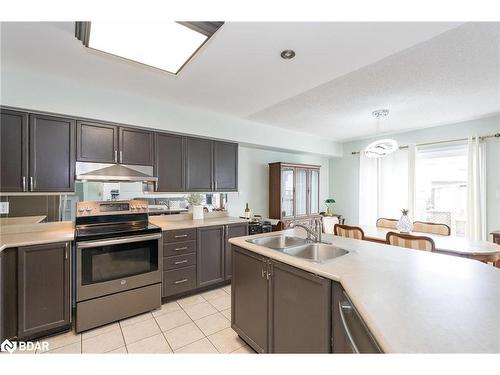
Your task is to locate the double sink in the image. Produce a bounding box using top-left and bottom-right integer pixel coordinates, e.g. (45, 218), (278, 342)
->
(246, 235), (348, 263)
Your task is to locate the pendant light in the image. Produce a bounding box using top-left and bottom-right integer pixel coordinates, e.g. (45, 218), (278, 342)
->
(364, 109), (399, 158)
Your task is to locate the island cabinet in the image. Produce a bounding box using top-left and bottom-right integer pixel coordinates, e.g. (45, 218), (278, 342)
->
(231, 245), (332, 353)
(0, 109), (75, 193)
(0, 243), (71, 341)
(76, 120), (154, 166)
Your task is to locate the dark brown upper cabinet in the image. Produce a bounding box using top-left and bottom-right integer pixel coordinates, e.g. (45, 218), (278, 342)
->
(17, 242), (71, 339)
(76, 121), (118, 163)
(197, 225), (225, 288)
(185, 137), (238, 192)
(0, 109), (28, 192)
(185, 137), (214, 192)
(214, 141), (238, 191)
(119, 127), (154, 166)
(155, 133), (185, 192)
(29, 114), (75, 192)
(76, 121), (153, 166)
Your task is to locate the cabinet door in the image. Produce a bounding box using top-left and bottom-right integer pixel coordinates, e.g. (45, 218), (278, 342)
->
(119, 127), (154, 165)
(270, 260), (331, 353)
(197, 226), (225, 287)
(231, 246), (269, 353)
(309, 169), (320, 215)
(155, 133), (185, 192)
(213, 141), (238, 191)
(224, 223), (248, 280)
(295, 168), (308, 217)
(281, 167), (294, 218)
(18, 243), (70, 339)
(76, 121), (118, 163)
(0, 109), (28, 192)
(185, 137), (213, 192)
(29, 114), (75, 192)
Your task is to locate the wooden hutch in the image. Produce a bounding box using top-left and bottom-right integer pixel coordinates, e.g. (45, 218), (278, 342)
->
(269, 162), (320, 230)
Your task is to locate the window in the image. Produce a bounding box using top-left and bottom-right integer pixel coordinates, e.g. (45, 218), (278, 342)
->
(415, 142), (468, 236)
(75, 21), (223, 74)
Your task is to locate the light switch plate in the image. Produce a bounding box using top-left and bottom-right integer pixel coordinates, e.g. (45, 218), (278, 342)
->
(0, 202), (9, 214)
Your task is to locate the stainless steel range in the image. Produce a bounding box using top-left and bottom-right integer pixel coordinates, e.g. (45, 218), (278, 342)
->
(74, 199), (162, 333)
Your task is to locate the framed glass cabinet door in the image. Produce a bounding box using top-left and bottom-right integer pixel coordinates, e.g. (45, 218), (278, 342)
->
(295, 168), (308, 217)
(309, 169), (320, 215)
(281, 168), (295, 218)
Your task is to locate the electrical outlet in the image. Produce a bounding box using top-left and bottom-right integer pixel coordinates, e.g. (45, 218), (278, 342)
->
(0, 202), (9, 214)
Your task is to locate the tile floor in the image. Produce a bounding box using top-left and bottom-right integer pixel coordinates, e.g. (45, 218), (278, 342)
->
(27, 284), (255, 354)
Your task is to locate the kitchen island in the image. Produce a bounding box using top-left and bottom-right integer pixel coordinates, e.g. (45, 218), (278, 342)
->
(229, 229), (500, 353)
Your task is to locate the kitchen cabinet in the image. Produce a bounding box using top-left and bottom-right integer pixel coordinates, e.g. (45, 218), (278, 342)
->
(269, 162), (321, 229)
(224, 223), (248, 280)
(0, 243), (71, 341)
(214, 141), (238, 191)
(231, 246), (269, 353)
(231, 245), (332, 353)
(29, 114), (75, 192)
(270, 260), (331, 353)
(155, 133), (185, 192)
(0, 109), (28, 192)
(76, 120), (153, 166)
(76, 121), (118, 163)
(185, 137), (238, 192)
(197, 226), (225, 287)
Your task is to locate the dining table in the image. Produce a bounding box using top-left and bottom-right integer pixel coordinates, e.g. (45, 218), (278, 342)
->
(359, 225), (500, 267)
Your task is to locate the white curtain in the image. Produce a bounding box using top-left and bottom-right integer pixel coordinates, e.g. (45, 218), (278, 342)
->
(359, 148), (413, 225)
(466, 136), (487, 240)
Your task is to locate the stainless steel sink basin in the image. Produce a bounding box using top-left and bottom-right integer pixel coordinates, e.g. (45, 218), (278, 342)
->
(246, 235), (310, 250)
(284, 243), (349, 263)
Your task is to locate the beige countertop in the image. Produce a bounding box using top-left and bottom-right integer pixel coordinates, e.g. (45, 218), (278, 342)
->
(229, 229), (500, 353)
(0, 215), (47, 225)
(149, 215), (248, 230)
(0, 221), (74, 252)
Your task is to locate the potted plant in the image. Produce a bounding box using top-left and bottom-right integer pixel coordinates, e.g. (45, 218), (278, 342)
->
(186, 193), (204, 220)
(325, 198), (336, 216)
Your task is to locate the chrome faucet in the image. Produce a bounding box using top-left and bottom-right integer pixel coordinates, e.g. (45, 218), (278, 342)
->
(290, 217), (323, 243)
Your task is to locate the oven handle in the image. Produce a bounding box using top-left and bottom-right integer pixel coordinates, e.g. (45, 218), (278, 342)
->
(77, 233), (162, 248)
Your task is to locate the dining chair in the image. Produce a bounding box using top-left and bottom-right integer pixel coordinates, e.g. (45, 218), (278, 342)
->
(386, 231), (436, 252)
(413, 221), (451, 236)
(322, 216), (339, 234)
(334, 224), (365, 240)
(376, 218), (399, 229)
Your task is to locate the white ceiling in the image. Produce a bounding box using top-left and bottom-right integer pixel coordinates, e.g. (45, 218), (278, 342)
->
(1, 21), (498, 142)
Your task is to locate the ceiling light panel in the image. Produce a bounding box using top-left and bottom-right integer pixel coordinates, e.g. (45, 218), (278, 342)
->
(86, 21), (208, 74)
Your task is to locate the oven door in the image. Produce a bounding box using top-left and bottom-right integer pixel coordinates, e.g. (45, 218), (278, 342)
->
(76, 233), (162, 301)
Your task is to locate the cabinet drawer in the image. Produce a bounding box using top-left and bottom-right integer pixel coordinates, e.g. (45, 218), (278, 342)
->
(163, 240), (196, 257)
(163, 266), (197, 297)
(164, 253), (196, 271)
(163, 229), (197, 243)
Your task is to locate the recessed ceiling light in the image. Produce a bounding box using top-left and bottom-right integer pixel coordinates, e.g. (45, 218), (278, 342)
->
(280, 49), (296, 60)
(75, 21), (223, 75)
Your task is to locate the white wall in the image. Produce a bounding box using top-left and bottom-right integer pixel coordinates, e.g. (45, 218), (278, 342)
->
(330, 115), (500, 235)
(226, 146), (331, 218)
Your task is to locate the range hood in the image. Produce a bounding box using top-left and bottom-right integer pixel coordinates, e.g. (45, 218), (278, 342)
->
(75, 162), (158, 183)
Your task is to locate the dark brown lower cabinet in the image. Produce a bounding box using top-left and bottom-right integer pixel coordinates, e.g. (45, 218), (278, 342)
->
(231, 246), (269, 353)
(231, 245), (332, 353)
(270, 260), (331, 353)
(197, 226), (225, 288)
(17, 243), (71, 339)
(224, 223), (248, 280)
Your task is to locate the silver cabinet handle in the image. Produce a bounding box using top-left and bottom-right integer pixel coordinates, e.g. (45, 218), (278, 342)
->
(22, 176), (27, 192)
(114, 150), (118, 162)
(174, 246), (188, 251)
(65, 244), (68, 260)
(77, 233), (161, 248)
(29, 176), (34, 191)
(174, 234), (188, 239)
(215, 180), (218, 191)
(174, 259), (188, 265)
(174, 279), (188, 285)
(338, 301), (360, 354)
(119, 150), (123, 163)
